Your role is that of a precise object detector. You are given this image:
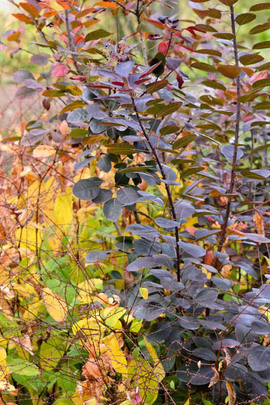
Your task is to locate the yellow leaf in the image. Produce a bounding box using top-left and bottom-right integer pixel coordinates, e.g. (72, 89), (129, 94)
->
(103, 333), (127, 374)
(33, 145), (55, 159)
(129, 319), (143, 333)
(127, 358), (158, 405)
(0, 347), (8, 380)
(42, 288), (68, 322)
(77, 279), (104, 304)
(0, 380), (16, 392)
(54, 189), (73, 226)
(48, 231), (62, 254)
(201, 267), (212, 280)
(15, 224), (42, 252)
(103, 307), (126, 328)
(72, 317), (105, 343)
(144, 338), (165, 382)
(139, 287), (148, 300)
(23, 299), (42, 321)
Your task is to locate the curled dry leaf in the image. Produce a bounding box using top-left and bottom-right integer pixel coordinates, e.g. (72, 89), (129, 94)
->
(225, 381), (237, 405)
(253, 211), (265, 236)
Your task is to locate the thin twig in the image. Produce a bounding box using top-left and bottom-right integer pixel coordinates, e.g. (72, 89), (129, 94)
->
(131, 95), (181, 281)
(135, 0), (148, 66)
(64, 10), (83, 75)
(218, 4), (241, 252)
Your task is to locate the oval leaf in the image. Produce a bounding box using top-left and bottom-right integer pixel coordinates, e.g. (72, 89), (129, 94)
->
(42, 288), (68, 322)
(73, 177), (102, 201)
(217, 65), (241, 79)
(103, 198), (122, 222)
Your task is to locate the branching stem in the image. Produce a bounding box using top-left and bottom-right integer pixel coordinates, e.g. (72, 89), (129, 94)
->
(218, 5), (241, 252)
(64, 10), (83, 75)
(131, 96), (181, 281)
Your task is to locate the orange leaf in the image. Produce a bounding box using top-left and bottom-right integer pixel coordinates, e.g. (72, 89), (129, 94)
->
(253, 211), (265, 236)
(59, 120), (68, 136)
(95, 1), (118, 8)
(55, 0), (71, 9)
(12, 13), (33, 24)
(19, 2), (39, 18)
(7, 32), (21, 42)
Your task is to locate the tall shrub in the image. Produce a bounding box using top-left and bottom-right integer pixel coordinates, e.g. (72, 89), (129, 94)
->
(0, 0), (269, 404)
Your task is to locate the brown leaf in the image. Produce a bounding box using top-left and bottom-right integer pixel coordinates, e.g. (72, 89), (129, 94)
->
(204, 251), (215, 266)
(221, 264), (232, 278)
(208, 367), (219, 388)
(217, 65), (241, 79)
(253, 211), (265, 236)
(225, 381), (236, 405)
(219, 0), (238, 5)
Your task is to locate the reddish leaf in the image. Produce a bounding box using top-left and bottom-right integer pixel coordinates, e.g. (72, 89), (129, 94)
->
(176, 72), (184, 89)
(185, 25), (206, 35)
(52, 64), (70, 77)
(70, 75), (87, 81)
(158, 41), (169, 55)
(42, 99), (51, 111)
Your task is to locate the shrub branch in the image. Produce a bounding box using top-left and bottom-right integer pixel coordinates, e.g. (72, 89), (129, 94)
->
(218, 4), (241, 252)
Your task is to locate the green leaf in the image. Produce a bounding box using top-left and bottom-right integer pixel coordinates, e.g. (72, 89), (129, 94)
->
(8, 358), (40, 377)
(40, 338), (65, 371)
(146, 79), (168, 93)
(69, 128), (88, 138)
(201, 80), (226, 91)
(249, 22), (270, 35)
(191, 62), (217, 73)
(85, 29), (112, 42)
(239, 53), (264, 66)
(252, 78), (270, 89)
(60, 100), (86, 113)
(253, 41), (270, 50)
(235, 13), (256, 25)
(196, 49), (222, 56)
(160, 125), (180, 135)
(172, 134), (196, 150)
(213, 33), (234, 40)
(250, 3), (270, 11)
(241, 169), (270, 180)
(106, 143), (136, 155)
(219, 0), (238, 5)
(182, 166), (204, 178)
